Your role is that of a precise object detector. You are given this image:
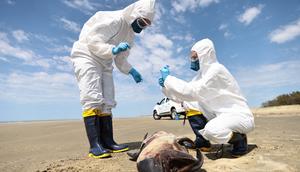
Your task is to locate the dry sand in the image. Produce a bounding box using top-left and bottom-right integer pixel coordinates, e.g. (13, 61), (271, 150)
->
(0, 105), (300, 172)
(252, 105), (300, 117)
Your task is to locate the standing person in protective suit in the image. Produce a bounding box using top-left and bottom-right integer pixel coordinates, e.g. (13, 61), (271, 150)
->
(70, 0), (156, 159)
(158, 38), (255, 157)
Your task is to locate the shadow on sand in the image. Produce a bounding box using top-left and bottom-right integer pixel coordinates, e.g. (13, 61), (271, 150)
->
(205, 144), (258, 160)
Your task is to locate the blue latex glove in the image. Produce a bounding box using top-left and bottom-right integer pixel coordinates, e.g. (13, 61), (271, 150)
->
(158, 77), (165, 87)
(190, 59), (200, 71)
(112, 42), (130, 55)
(129, 68), (142, 83)
(160, 65), (170, 80)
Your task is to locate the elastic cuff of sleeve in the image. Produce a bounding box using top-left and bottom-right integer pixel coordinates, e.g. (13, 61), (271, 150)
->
(112, 47), (117, 55)
(163, 75), (170, 87)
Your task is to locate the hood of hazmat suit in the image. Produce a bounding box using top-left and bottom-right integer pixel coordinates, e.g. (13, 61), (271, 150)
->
(162, 38), (254, 121)
(71, 0), (155, 74)
(123, 0), (156, 25)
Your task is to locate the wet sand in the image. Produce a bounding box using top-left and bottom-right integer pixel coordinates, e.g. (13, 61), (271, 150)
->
(0, 106), (300, 172)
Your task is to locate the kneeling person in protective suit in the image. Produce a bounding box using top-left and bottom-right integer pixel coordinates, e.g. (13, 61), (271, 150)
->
(158, 39), (255, 157)
(70, 0), (156, 159)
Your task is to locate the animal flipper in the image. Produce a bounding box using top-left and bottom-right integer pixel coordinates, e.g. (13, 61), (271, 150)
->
(143, 132), (148, 140)
(176, 137), (204, 171)
(127, 132), (149, 161)
(127, 149), (140, 161)
(176, 137), (196, 149)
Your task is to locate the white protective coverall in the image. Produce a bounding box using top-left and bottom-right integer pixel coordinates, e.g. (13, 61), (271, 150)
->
(70, 0), (155, 115)
(162, 38), (255, 144)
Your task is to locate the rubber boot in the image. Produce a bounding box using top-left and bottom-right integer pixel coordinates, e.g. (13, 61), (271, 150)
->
(188, 115), (211, 152)
(228, 132), (248, 157)
(99, 115), (129, 153)
(84, 116), (111, 158)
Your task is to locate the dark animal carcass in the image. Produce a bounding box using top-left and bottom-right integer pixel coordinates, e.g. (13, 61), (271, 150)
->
(127, 131), (203, 172)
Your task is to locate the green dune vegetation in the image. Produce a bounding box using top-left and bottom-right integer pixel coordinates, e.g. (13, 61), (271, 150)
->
(262, 91), (300, 107)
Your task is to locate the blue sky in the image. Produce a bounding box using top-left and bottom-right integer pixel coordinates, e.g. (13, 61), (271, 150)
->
(0, 0), (299, 121)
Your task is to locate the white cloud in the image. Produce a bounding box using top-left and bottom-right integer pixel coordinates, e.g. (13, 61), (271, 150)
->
(172, 0), (219, 13)
(113, 31), (188, 104)
(153, 2), (165, 26)
(120, 32), (187, 87)
(218, 24), (227, 30)
(235, 60), (300, 106)
(48, 45), (72, 53)
(114, 78), (160, 102)
(62, 0), (97, 15)
(238, 5), (263, 26)
(65, 37), (76, 44)
(104, 32), (185, 103)
(0, 57), (9, 62)
(236, 60), (300, 89)
(269, 19), (300, 44)
(26, 55), (73, 71)
(0, 32), (35, 61)
(30, 59), (52, 69)
(6, 0), (15, 5)
(59, 17), (81, 33)
(141, 33), (173, 49)
(172, 14), (186, 24)
(218, 23), (231, 38)
(0, 31), (77, 104)
(0, 31), (69, 69)
(0, 72), (78, 103)
(177, 47), (183, 53)
(0, 32), (9, 42)
(12, 30), (29, 43)
(112, 32), (182, 104)
(33, 34), (58, 45)
(171, 33), (194, 43)
(223, 31), (231, 38)
(52, 56), (73, 72)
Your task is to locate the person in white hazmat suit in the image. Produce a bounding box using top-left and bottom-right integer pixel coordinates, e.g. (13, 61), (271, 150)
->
(158, 38), (255, 157)
(70, 0), (156, 159)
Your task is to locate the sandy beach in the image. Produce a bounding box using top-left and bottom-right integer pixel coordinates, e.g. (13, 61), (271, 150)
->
(0, 105), (300, 172)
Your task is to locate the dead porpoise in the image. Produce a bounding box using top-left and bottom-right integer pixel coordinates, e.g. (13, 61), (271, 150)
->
(127, 131), (203, 172)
